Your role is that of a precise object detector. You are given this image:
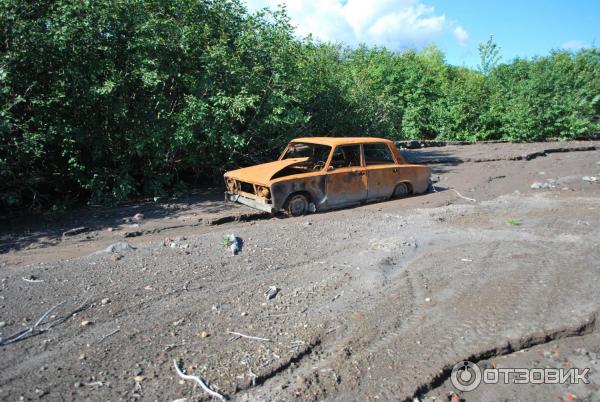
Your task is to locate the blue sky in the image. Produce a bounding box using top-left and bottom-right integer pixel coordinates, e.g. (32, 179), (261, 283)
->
(244, 0), (599, 68)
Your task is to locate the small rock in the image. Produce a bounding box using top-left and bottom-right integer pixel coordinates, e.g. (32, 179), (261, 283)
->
(107, 227), (114, 232)
(133, 213), (144, 221)
(351, 311), (364, 321)
(229, 234), (241, 255)
(538, 171), (546, 175)
(200, 331), (210, 338)
(241, 312), (248, 317)
(530, 182), (550, 189)
(582, 176), (598, 182)
(425, 297), (431, 302)
(133, 376), (145, 382)
(74, 382), (83, 388)
(81, 321), (92, 327)
(101, 298), (111, 305)
(0, 321), (6, 328)
(265, 286), (280, 300)
(104, 242), (134, 253)
(123, 230), (143, 238)
(79, 353), (86, 360)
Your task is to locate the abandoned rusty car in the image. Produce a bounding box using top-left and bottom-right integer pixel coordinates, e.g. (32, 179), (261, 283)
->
(224, 137), (431, 216)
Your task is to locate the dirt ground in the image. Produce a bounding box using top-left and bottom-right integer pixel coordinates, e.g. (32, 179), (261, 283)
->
(1, 141), (599, 402)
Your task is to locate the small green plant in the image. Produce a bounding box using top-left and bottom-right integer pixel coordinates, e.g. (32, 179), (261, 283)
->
(220, 236), (233, 247)
(506, 218), (520, 226)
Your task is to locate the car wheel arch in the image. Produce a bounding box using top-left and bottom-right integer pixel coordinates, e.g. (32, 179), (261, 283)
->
(392, 181), (413, 198)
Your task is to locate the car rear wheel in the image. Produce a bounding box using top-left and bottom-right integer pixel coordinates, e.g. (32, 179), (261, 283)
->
(286, 193), (309, 217)
(393, 182), (409, 198)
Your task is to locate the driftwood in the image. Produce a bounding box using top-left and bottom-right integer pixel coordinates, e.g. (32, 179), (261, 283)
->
(173, 359), (226, 401)
(0, 297), (91, 347)
(227, 331), (271, 342)
(450, 189), (477, 202)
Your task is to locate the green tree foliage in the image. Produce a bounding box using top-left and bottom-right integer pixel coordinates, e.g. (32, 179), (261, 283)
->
(1, 0), (599, 212)
(478, 35), (501, 75)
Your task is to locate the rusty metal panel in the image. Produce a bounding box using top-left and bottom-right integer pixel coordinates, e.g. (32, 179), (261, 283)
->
(325, 168), (368, 207)
(224, 157), (308, 185)
(365, 165), (398, 200)
(395, 165), (432, 193)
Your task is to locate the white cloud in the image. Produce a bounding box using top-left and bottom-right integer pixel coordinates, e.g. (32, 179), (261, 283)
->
(561, 40), (591, 51)
(453, 25), (469, 47)
(245, 0), (465, 50)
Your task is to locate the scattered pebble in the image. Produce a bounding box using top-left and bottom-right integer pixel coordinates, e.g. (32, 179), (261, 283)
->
(103, 242), (134, 253)
(0, 321), (5, 328)
(81, 321), (92, 327)
(582, 176), (597, 182)
(351, 311), (364, 321)
(200, 331), (210, 338)
(530, 182), (551, 189)
(265, 286), (280, 300)
(133, 213), (144, 221)
(133, 376), (145, 382)
(101, 298), (111, 305)
(425, 297), (431, 302)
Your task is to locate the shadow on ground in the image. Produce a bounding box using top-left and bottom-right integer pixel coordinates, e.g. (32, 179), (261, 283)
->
(0, 188), (238, 254)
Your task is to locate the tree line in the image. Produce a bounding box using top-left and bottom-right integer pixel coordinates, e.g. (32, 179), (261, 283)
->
(1, 0), (599, 212)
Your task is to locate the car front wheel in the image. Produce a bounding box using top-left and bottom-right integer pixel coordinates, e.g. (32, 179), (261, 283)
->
(286, 193), (309, 217)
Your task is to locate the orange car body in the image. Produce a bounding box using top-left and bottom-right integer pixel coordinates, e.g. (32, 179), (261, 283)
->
(224, 137), (431, 214)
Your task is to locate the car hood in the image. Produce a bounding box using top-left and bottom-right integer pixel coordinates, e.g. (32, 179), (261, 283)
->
(224, 157), (309, 185)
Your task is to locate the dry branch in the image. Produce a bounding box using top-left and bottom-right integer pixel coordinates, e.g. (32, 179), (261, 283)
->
(226, 331), (271, 342)
(173, 359), (226, 401)
(0, 297), (91, 347)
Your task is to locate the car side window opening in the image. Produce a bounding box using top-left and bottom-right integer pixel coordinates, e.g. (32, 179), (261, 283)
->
(363, 143), (394, 165)
(330, 145), (362, 168)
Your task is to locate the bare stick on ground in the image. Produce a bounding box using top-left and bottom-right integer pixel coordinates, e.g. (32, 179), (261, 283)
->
(173, 359), (227, 401)
(22, 276), (44, 283)
(226, 331), (271, 342)
(0, 301), (65, 346)
(450, 189), (477, 202)
(98, 328), (120, 343)
(0, 297), (91, 347)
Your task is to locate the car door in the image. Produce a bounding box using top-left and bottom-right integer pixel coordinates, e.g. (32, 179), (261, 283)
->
(364, 142), (400, 201)
(325, 144), (367, 207)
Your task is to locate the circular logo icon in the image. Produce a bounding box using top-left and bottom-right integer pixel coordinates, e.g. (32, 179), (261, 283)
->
(451, 361), (482, 392)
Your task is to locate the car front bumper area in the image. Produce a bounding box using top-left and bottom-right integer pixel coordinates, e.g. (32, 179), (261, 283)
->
(224, 192), (274, 213)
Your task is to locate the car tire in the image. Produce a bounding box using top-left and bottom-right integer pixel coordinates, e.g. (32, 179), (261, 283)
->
(393, 182), (409, 198)
(286, 193), (309, 217)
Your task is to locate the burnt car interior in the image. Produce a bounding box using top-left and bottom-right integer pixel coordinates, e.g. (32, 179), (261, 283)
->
(330, 145), (362, 168)
(274, 143), (332, 178)
(363, 143), (395, 165)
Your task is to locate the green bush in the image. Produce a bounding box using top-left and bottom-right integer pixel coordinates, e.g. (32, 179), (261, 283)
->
(1, 1), (598, 212)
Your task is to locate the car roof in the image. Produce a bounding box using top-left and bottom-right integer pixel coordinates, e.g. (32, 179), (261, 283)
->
(290, 137), (395, 147)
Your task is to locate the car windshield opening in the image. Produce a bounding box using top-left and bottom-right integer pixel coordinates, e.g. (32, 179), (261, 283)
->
(283, 143), (331, 165)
